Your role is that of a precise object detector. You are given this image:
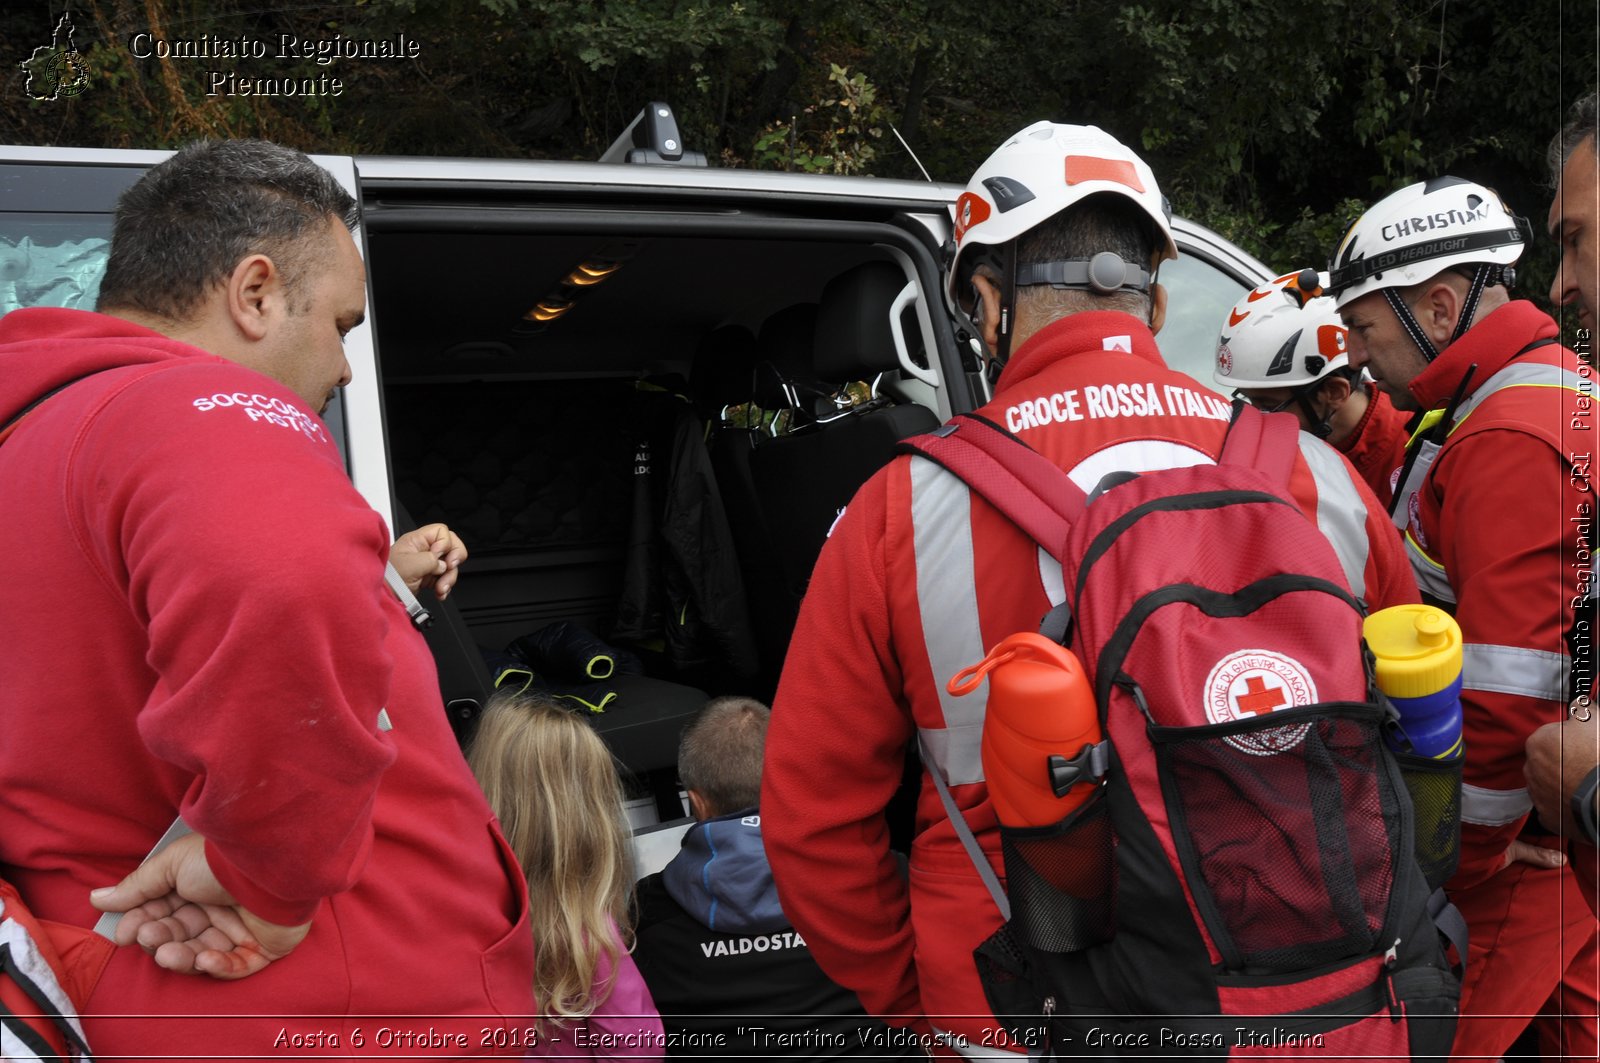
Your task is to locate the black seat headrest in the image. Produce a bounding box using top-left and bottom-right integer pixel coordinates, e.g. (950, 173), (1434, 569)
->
(814, 261), (915, 382)
(754, 303), (824, 410)
(690, 325), (757, 418)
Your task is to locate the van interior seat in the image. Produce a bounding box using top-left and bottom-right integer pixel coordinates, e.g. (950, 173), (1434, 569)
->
(745, 264), (941, 646)
(385, 379), (708, 806)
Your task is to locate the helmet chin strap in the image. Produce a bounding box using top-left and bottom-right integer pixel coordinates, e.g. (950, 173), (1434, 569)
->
(1452, 263), (1496, 345)
(1382, 286), (1440, 364)
(1381, 262), (1499, 364)
(1293, 388), (1334, 440)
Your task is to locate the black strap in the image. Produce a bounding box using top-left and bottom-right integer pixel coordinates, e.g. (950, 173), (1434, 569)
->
(1427, 886), (1469, 980)
(1328, 224), (1525, 293)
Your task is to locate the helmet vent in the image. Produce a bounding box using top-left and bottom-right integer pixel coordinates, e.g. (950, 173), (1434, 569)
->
(1266, 331), (1302, 376)
(982, 176), (1037, 213)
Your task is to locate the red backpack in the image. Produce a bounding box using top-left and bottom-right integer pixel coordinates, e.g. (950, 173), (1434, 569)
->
(903, 404), (1462, 1059)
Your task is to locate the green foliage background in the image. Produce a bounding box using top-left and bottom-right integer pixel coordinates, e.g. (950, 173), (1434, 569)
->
(2, 0), (1594, 301)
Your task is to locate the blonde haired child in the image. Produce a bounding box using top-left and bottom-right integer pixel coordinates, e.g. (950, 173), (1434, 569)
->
(468, 694), (663, 1059)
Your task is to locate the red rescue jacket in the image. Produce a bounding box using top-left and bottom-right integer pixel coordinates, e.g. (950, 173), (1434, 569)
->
(762, 312), (1418, 1045)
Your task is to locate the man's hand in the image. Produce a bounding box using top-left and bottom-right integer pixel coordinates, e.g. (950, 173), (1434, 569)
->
(1525, 704), (1600, 837)
(1502, 837), (1568, 870)
(390, 523), (468, 599)
(89, 833), (311, 980)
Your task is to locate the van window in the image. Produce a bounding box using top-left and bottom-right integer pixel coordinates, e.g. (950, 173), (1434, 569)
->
(0, 215), (111, 319)
(0, 161), (148, 320)
(0, 166), (349, 465)
(1154, 251), (1250, 392)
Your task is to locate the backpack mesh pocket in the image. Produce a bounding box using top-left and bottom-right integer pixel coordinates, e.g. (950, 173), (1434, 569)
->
(1000, 791), (1116, 954)
(1157, 709), (1398, 973)
(1391, 750), (1461, 891)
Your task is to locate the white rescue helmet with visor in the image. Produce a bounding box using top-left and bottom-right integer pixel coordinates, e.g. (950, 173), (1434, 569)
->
(1214, 269), (1349, 389)
(946, 122), (1178, 366)
(1326, 176), (1525, 362)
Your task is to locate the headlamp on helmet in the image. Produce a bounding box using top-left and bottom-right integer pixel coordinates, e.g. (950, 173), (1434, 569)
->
(1214, 269), (1349, 390)
(1326, 176), (1526, 361)
(1325, 176), (1524, 310)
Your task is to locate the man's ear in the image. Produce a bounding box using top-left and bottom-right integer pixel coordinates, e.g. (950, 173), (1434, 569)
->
(1149, 280), (1168, 336)
(687, 789), (713, 822)
(970, 271), (1003, 355)
(224, 253), (281, 342)
(1314, 373), (1353, 414)
(1412, 280), (1463, 348)
(1319, 373), (1353, 408)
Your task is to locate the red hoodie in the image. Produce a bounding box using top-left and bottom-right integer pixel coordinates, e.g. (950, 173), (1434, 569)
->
(0, 308), (535, 1059)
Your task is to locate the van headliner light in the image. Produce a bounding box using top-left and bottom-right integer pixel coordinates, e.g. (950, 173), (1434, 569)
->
(567, 260), (622, 285)
(525, 301), (572, 322)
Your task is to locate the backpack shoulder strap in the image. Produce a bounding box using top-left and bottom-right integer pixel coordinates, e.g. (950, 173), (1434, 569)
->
(898, 413), (1088, 559)
(916, 732), (1010, 920)
(1218, 401), (1300, 487)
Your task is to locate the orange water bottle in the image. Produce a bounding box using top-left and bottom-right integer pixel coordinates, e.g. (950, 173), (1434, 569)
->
(949, 632), (1103, 827)
(950, 632), (1110, 908)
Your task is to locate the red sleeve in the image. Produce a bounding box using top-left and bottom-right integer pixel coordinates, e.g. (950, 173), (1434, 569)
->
(1433, 429), (1578, 888)
(71, 364), (398, 925)
(760, 471), (925, 1027)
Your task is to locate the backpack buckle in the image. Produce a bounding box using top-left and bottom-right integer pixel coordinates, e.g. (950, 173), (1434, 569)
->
(1048, 740), (1109, 797)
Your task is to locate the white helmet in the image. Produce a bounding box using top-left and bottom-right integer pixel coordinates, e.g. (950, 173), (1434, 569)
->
(947, 121), (1178, 315)
(1214, 269), (1349, 389)
(1326, 176), (1524, 310)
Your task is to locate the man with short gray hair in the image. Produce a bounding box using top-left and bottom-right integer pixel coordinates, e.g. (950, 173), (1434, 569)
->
(762, 121), (1417, 1056)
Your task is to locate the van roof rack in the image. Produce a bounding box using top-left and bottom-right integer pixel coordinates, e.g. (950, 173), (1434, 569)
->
(599, 102), (707, 167)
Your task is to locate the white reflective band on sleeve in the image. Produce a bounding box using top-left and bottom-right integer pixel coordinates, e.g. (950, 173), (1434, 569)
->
(1296, 435), (1368, 601)
(1461, 782), (1534, 827)
(1404, 532), (1456, 603)
(1449, 362), (1590, 432)
(910, 456), (988, 785)
(1462, 643), (1570, 702)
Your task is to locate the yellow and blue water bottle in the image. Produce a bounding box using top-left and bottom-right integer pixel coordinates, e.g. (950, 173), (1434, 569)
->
(1363, 605), (1465, 761)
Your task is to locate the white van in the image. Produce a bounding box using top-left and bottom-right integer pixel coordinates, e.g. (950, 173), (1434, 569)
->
(0, 118), (1270, 824)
